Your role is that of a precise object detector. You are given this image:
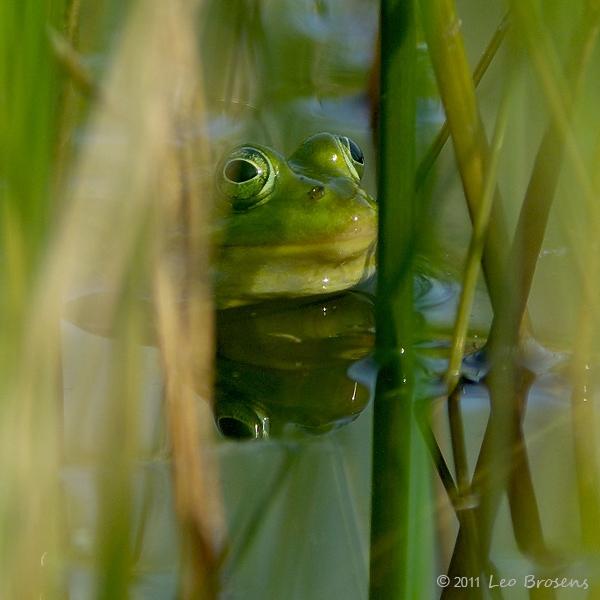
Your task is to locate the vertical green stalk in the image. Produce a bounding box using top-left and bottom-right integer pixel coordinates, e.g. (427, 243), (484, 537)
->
(445, 85), (512, 392)
(0, 1), (66, 597)
(370, 0), (418, 598)
(415, 13), (510, 189)
(95, 291), (143, 600)
(419, 0), (509, 313)
(416, 0), (517, 587)
(440, 78), (513, 598)
(569, 134), (600, 551)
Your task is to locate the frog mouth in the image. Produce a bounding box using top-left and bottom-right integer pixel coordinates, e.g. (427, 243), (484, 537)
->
(221, 232), (377, 260)
(216, 235), (376, 307)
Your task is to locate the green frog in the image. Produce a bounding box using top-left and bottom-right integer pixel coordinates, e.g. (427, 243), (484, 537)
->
(214, 132), (377, 308)
(62, 133), (378, 440)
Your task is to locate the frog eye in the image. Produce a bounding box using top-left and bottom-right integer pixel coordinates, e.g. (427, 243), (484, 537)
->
(217, 147), (276, 211)
(337, 136), (365, 181)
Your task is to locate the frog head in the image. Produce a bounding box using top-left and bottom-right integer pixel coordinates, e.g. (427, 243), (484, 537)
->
(214, 132), (377, 307)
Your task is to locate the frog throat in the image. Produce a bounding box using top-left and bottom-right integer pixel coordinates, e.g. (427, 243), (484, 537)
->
(215, 235), (376, 308)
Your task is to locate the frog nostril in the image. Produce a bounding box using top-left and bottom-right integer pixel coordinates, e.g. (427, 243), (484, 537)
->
(224, 158), (259, 184)
(309, 185), (325, 200)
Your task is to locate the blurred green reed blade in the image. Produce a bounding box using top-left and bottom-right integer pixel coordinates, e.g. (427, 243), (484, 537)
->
(418, 0), (509, 313)
(0, 0), (64, 262)
(0, 0), (66, 598)
(371, 1), (433, 598)
(505, 0), (597, 205)
(487, 0), (600, 351)
(95, 287), (145, 600)
(10, 1), (222, 598)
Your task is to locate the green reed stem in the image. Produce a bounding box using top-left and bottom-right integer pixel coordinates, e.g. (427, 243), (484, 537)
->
(0, 1), (66, 597)
(569, 133), (600, 551)
(445, 83), (511, 393)
(419, 0), (510, 315)
(443, 91), (512, 583)
(415, 398), (458, 497)
(370, 0), (421, 597)
(415, 13), (510, 189)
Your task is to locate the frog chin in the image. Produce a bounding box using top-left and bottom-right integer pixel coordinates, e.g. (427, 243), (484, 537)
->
(215, 236), (376, 308)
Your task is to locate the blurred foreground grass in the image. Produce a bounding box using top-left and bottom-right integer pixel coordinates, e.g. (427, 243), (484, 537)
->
(1, 0), (223, 597)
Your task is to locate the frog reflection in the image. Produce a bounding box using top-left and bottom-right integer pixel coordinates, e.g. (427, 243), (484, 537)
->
(64, 288), (375, 440)
(214, 291), (374, 439)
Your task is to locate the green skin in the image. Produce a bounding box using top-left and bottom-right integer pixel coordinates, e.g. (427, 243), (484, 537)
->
(214, 132), (377, 308)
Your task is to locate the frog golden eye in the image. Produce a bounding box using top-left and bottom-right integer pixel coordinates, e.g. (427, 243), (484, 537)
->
(337, 135), (365, 181)
(218, 147), (276, 211)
